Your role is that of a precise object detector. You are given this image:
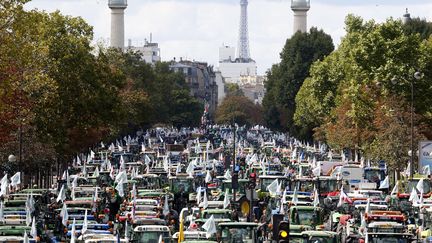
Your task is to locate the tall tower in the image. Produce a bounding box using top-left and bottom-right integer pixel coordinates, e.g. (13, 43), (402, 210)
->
(109, 0), (127, 49)
(291, 0), (310, 34)
(403, 8), (411, 24)
(238, 0), (251, 61)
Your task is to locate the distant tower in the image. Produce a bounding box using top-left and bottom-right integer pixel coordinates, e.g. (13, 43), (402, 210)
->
(109, 0), (127, 49)
(238, 0), (251, 61)
(291, 0), (310, 34)
(403, 8), (411, 24)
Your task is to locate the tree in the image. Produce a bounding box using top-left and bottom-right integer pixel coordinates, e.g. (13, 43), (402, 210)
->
(294, 15), (432, 171)
(404, 17), (432, 41)
(262, 27), (334, 138)
(215, 96), (263, 126)
(225, 83), (244, 97)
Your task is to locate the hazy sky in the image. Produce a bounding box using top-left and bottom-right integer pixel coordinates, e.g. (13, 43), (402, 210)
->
(25, 0), (432, 74)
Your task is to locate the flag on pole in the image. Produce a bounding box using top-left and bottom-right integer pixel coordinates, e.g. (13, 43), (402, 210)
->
(23, 231), (29, 243)
(313, 187), (319, 207)
(409, 187), (419, 204)
(30, 217), (37, 239)
(365, 198), (371, 214)
(61, 203), (68, 227)
(337, 186), (352, 207)
(202, 215), (217, 238)
(379, 176), (389, 189)
(163, 195), (170, 216)
(205, 170), (212, 183)
(417, 178), (425, 194)
(71, 218), (76, 243)
(10, 172), (21, 188)
(57, 185), (66, 202)
(200, 190), (209, 209)
(82, 209), (88, 235)
(25, 206), (31, 227)
(291, 188), (299, 206)
(267, 179), (279, 197)
(391, 182), (399, 196)
(196, 187), (202, 206)
(223, 189), (230, 209)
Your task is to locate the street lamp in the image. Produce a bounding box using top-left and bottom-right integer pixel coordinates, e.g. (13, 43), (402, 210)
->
(8, 154), (17, 163)
(391, 71), (423, 179)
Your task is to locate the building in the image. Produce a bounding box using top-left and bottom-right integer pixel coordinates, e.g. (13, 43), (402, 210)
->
(127, 38), (161, 64)
(215, 71), (226, 103)
(239, 74), (265, 86)
(169, 59), (219, 115)
(240, 83), (265, 105)
(218, 56), (257, 84)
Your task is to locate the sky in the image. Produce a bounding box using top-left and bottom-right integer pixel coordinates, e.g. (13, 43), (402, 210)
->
(25, 0), (432, 75)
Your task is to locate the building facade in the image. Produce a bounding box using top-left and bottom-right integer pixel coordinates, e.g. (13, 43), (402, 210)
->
(127, 39), (161, 64)
(169, 60), (219, 116)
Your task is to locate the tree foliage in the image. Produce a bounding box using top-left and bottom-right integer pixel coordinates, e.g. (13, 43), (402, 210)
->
(263, 27), (334, 138)
(0, 1), (202, 178)
(215, 96), (263, 126)
(294, 15), (432, 170)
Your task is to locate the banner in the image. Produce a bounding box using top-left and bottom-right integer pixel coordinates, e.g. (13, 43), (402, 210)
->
(419, 141), (432, 173)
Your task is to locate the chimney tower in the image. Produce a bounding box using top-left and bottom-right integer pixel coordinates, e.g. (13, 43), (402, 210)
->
(109, 0), (127, 50)
(291, 0), (310, 34)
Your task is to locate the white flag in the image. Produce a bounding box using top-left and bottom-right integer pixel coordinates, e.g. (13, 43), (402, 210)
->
(267, 179), (279, 197)
(82, 209), (88, 235)
(76, 155), (82, 166)
(223, 189), (230, 209)
(0, 202), (3, 222)
(60, 203), (68, 227)
(30, 217), (37, 239)
(144, 155), (151, 164)
(202, 215), (217, 238)
(57, 185), (66, 203)
(379, 176), (389, 189)
(186, 162), (194, 178)
(163, 195), (170, 216)
(23, 231), (29, 243)
(115, 170), (128, 184)
(409, 187), (419, 204)
(200, 190), (209, 209)
(291, 188), (299, 206)
(390, 182), (399, 196)
(72, 176), (78, 189)
(417, 178), (425, 194)
(10, 172), (21, 187)
(423, 165), (431, 175)
(365, 198), (371, 214)
(312, 162), (321, 177)
(404, 163), (411, 178)
(224, 170), (232, 180)
(66, 170), (71, 189)
(205, 170), (212, 183)
(115, 182), (124, 197)
(313, 187), (319, 208)
(71, 218), (76, 243)
(0, 174), (8, 197)
(94, 167), (100, 177)
(25, 206), (31, 226)
(196, 187), (202, 206)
